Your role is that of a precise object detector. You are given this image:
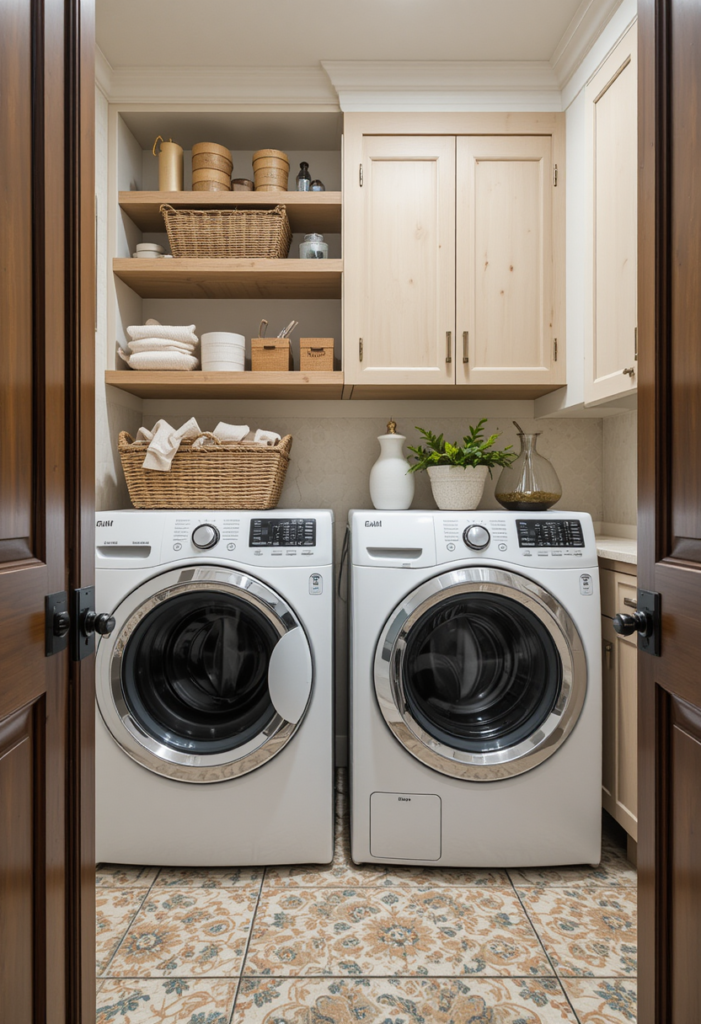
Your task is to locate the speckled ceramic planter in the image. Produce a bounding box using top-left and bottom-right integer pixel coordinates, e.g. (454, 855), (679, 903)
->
(427, 465), (489, 511)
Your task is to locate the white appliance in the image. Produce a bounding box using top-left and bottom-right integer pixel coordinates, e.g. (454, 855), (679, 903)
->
(349, 510), (602, 867)
(95, 509), (334, 866)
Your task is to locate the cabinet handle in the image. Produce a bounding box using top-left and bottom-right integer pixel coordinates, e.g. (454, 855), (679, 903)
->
(445, 331), (452, 364)
(359, 339), (363, 362)
(462, 331), (469, 364)
(623, 366), (635, 377)
(634, 326), (638, 360)
(604, 640), (613, 670)
(623, 596), (638, 609)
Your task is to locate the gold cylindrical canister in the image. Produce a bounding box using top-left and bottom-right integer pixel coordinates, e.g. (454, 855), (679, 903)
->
(153, 136), (183, 191)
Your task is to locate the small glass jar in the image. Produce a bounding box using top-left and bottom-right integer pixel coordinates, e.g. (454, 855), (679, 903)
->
(310, 179), (325, 191)
(495, 427), (562, 511)
(299, 233), (328, 259)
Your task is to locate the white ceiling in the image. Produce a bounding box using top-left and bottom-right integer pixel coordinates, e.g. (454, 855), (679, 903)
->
(96, 0), (584, 69)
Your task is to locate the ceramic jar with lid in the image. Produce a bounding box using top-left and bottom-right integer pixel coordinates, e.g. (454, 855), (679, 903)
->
(299, 233), (328, 259)
(369, 420), (415, 511)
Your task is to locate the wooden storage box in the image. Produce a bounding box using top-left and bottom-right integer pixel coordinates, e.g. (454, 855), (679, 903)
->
(300, 338), (334, 371)
(251, 338), (292, 371)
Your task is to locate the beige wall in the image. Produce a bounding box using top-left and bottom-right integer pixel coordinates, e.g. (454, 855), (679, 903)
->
(603, 409), (637, 527)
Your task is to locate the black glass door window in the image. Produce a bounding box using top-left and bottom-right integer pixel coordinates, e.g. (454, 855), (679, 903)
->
(122, 591), (279, 755)
(402, 593), (562, 753)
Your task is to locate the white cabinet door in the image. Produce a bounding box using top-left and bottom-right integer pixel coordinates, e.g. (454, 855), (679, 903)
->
(456, 135), (563, 387)
(584, 23), (638, 405)
(344, 136), (456, 386)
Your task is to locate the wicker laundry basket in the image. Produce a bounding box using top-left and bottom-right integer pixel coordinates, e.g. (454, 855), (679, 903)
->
(119, 431), (292, 510)
(160, 204), (292, 258)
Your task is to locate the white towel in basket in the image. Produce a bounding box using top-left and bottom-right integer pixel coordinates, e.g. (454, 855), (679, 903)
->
(136, 417), (201, 471)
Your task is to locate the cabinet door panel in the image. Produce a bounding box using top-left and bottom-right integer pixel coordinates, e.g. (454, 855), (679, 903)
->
(584, 23), (638, 404)
(344, 136), (456, 385)
(456, 136), (561, 386)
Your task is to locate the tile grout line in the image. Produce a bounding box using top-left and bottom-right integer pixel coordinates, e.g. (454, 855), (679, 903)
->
(97, 868), (163, 983)
(506, 869), (583, 1024)
(228, 867), (267, 1024)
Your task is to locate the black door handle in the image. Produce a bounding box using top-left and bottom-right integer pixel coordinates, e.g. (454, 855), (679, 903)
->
(84, 610), (116, 636)
(613, 610), (653, 638)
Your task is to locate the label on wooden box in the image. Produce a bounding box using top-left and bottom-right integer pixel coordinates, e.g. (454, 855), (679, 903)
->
(251, 338), (292, 372)
(300, 338), (334, 372)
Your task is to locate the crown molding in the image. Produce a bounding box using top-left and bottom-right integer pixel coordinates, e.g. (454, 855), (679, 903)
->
(321, 61), (561, 112)
(551, 0), (626, 89)
(95, 58), (338, 107)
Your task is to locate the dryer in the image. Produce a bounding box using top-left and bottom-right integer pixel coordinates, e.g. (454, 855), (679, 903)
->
(95, 509), (333, 866)
(349, 510), (601, 868)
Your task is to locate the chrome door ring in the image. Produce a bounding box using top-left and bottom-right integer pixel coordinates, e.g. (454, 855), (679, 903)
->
(374, 567), (587, 781)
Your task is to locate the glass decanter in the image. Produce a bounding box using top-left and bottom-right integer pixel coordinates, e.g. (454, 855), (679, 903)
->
(495, 422), (562, 511)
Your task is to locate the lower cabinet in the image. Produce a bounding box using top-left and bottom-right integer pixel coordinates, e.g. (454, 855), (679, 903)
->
(600, 566), (638, 841)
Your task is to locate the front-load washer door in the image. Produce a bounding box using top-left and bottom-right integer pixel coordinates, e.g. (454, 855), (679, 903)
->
(374, 567), (586, 781)
(96, 566), (313, 783)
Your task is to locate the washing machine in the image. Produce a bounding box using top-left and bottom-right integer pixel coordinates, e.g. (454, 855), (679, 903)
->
(349, 509), (601, 868)
(95, 509), (334, 866)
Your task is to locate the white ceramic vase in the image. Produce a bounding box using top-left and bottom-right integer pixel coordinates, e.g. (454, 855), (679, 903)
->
(427, 465), (489, 511)
(369, 426), (415, 510)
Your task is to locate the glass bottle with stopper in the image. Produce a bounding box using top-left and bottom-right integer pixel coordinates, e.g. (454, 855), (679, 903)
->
(296, 162), (311, 191)
(494, 422), (562, 511)
(369, 419), (415, 511)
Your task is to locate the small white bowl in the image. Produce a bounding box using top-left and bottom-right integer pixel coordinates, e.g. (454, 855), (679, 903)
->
(136, 242), (164, 253)
(132, 250), (164, 259)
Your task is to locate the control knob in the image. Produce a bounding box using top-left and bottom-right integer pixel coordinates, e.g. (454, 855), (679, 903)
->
(192, 524), (220, 549)
(463, 524), (491, 550)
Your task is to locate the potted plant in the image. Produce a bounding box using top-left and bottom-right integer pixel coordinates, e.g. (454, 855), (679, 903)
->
(408, 420), (515, 510)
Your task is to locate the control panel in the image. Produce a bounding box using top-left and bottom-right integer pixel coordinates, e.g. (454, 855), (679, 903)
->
(250, 518), (316, 548)
(517, 519), (585, 549)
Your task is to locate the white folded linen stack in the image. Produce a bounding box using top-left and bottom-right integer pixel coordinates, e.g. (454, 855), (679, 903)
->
(118, 319), (200, 371)
(136, 419), (282, 471)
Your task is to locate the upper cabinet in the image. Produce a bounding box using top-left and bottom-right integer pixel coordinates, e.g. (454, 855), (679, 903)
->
(584, 23), (638, 405)
(343, 114), (565, 395)
(456, 136), (561, 387)
(344, 135), (456, 386)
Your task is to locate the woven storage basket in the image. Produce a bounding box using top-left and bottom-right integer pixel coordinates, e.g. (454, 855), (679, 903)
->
(119, 431), (293, 510)
(160, 204), (292, 258)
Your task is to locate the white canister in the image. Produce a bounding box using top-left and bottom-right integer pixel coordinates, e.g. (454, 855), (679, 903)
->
(201, 332), (246, 372)
(369, 420), (415, 511)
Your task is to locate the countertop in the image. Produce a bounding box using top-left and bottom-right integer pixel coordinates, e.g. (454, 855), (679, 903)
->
(595, 534), (637, 566)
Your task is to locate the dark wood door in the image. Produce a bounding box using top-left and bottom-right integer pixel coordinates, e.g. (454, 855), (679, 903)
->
(0, 0), (95, 1020)
(638, 0), (701, 1020)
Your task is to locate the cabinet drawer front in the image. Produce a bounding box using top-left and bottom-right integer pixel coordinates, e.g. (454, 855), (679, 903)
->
(601, 567), (638, 618)
(456, 135), (561, 386)
(344, 136), (456, 385)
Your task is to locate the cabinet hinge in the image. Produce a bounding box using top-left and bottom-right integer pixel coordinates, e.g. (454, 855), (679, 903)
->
(553, 164), (558, 187)
(553, 338), (558, 361)
(359, 338), (363, 362)
(359, 164), (363, 187)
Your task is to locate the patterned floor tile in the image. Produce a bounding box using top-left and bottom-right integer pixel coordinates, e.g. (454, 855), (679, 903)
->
(265, 832), (510, 889)
(244, 886), (552, 977)
(106, 887), (259, 978)
(232, 976), (577, 1023)
(562, 978), (637, 1022)
(96, 864), (159, 888)
(96, 978), (237, 1023)
(518, 887), (637, 977)
(509, 847), (637, 889)
(154, 866), (264, 889)
(96, 889), (149, 974)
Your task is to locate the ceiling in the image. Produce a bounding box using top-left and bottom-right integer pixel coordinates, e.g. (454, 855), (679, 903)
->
(96, 0), (584, 69)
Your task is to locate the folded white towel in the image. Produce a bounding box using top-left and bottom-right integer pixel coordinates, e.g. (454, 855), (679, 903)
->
(137, 417), (201, 471)
(118, 348), (199, 371)
(254, 429), (282, 446)
(128, 324), (199, 345)
(128, 337), (198, 354)
(192, 424), (251, 449)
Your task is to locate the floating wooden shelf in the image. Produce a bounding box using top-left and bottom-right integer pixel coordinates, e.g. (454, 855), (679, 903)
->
(119, 191), (342, 234)
(112, 258), (343, 299)
(105, 370), (345, 400)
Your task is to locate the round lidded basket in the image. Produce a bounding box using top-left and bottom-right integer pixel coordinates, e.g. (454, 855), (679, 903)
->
(192, 141), (233, 163)
(191, 167), (232, 187)
(192, 179), (231, 192)
(252, 149), (289, 191)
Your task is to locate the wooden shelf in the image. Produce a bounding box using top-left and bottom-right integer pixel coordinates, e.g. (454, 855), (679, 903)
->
(113, 258), (343, 299)
(119, 191), (342, 234)
(105, 370), (345, 400)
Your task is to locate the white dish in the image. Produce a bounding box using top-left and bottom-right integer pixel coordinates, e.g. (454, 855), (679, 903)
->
(201, 359), (246, 372)
(136, 242), (164, 253)
(132, 251), (164, 259)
